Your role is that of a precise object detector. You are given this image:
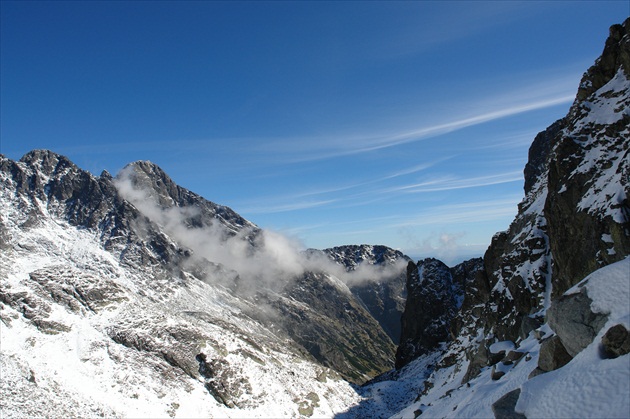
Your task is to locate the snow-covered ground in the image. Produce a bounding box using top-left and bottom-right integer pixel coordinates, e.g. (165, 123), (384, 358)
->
(0, 203), (362, 418)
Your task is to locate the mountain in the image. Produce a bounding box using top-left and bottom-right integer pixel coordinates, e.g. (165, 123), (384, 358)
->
(2, 18), (629, 419)
(321, 244), (410, 343)
(344, 18), (630, 419)
(0, 150), (409, 417)
(395, 257), (482, 369)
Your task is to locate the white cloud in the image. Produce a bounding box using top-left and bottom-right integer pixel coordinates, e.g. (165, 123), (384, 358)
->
(113, 166), (407, 290)
(389, 171), (523, 194)
(392, 196), (521, 228)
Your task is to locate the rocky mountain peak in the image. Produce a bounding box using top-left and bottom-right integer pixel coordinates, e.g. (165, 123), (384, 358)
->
(117, 160), (256, 235)
(19, 149), (77, 174)
(574, 18), (630, 104)
(522, 118), (565, 195)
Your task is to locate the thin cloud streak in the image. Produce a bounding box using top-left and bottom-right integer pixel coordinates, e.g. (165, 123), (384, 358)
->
(238, 199), (338, 215)
(391, 196), (521, 228)
(377, 96), (574, 150)
(263, 92), (575, 163)
(238, 170), (522, 216)
(385, 171), (523, 194)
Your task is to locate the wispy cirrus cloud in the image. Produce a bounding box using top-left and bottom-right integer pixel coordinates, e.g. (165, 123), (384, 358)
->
(236, 199), (338, 215)
(255, 74), (577, 163)
(388, 171), (523, 194)
(391, 196), (522, 228)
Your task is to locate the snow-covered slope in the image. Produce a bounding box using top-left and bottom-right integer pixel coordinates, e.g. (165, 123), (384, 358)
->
(0, 173), (363, 417)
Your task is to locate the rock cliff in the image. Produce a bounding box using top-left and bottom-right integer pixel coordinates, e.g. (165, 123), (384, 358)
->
(378, 18), (629, 419)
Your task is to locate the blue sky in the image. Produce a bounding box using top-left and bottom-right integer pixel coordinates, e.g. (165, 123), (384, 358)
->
(1, 1), (628, 264)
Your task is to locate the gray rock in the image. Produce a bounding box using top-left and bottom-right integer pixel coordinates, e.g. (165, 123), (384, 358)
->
(601, 324), (630, 358)
(491, 365), (505, 381)
(502, 350), (526, 367)
(492, 389), (526, 419)
(547, 288), (608, 357)
(462, 340), (489, 383)
(538, 335), (572, 372)
(519, 316), (544, 340)
(528, 367), (545, 379)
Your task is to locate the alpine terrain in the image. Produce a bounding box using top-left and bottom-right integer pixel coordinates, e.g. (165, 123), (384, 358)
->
(2, 18), (629, 419)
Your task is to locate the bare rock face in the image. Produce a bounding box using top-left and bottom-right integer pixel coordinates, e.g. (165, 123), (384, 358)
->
(322, 244), (409, 344)
(263, 270), (397, 383)
(546, 19), (630, 298)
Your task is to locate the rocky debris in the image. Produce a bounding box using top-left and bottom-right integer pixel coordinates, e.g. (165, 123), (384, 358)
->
(491, 389), (526, 419)
(0, 283), (71, 334)
(547, 288), (608, 357)
(196, 353), (253, 409)
(601, 324), (630, 358)
(296, 392), (320, 417)
(537, 335), (573, 372)
(396, 258), (459, 369)
(28, 266), (127, 314)
(107, 323), (207, 380)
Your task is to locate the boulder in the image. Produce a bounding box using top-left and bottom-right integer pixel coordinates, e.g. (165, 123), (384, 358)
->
(462, 340), (489, 383)
(492, 389), (526, 419)
(538, 335), (572, 372)
(601, 324), (630, 358)
(547, 288), (608, 357)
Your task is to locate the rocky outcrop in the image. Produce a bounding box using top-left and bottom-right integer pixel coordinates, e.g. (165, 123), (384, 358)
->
(395, 256), (483, 370)
(537, 335), (572, 372)
(523, 119), (566, 195)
